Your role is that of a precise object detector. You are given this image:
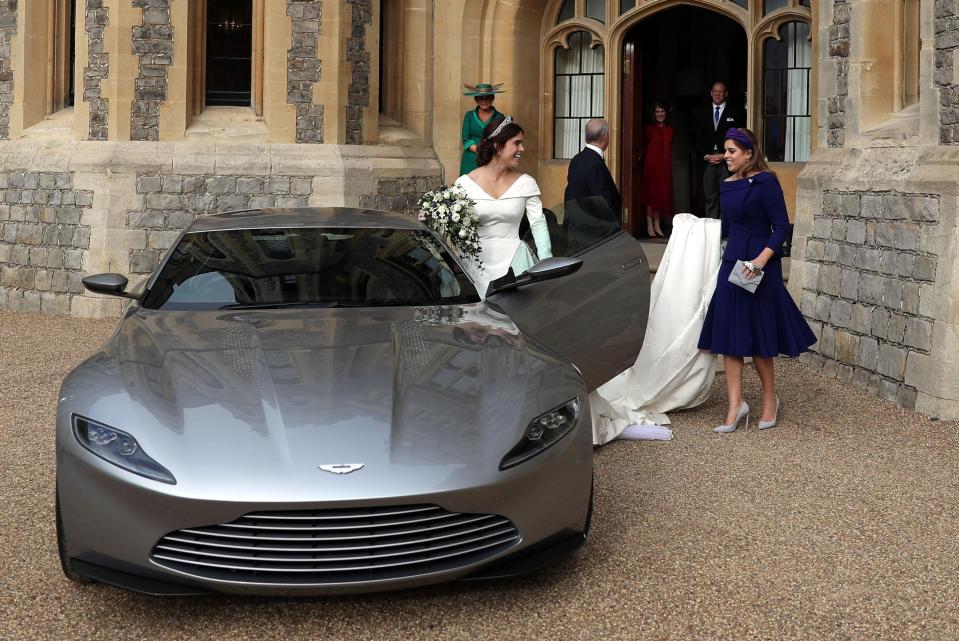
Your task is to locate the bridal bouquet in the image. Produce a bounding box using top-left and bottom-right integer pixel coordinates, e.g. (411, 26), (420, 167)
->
(417, 186), (483, 267)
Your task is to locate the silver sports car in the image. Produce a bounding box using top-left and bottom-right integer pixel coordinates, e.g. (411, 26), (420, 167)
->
(56, 201), (649, 596)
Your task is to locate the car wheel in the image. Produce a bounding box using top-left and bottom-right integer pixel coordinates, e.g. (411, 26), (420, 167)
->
(55, 486), (92, 584)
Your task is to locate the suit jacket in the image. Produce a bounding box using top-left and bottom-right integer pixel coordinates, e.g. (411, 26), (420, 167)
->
(563, 147), (622, 216)
(692, 102), (746, 159)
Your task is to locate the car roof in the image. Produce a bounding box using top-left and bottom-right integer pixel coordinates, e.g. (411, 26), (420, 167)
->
(186, 208), (423, 233)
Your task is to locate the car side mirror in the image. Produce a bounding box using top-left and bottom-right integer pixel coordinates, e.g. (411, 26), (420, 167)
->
(486, 256), (583, 296)
(82, 273), (140, 300)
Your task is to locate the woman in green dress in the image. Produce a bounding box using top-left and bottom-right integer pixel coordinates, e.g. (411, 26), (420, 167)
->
(460, 83), (505, 175)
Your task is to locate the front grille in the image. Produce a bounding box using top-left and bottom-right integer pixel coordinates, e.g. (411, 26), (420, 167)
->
(150, 504), (520, 585)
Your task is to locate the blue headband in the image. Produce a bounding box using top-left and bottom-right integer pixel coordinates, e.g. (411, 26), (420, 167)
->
(725, 128), (754, 150)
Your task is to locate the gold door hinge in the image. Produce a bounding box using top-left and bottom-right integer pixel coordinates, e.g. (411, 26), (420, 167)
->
(623, 59), (631, 75)
(622, 207), (629, 226)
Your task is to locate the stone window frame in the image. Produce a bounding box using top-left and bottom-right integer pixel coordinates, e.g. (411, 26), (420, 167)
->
(551, 30), (606, 159)
(12, 0), (77, 137)
(754, 11), (814, 163)
(894, 0), (921, 112)
(49, 0), (75, 114)
(188, 0), (265, 121)
(857, 0), (925, 132)
(542, 20), (605, 163)
(378, 0), (432, 144)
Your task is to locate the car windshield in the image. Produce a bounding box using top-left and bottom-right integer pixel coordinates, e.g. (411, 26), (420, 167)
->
(140, 227), (480, 310)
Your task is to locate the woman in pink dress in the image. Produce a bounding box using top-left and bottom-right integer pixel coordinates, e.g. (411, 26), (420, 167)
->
(640, 101), (674, 238)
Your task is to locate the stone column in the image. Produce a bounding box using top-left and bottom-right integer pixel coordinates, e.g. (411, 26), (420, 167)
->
(316, 0), (350, 143)
(100, 0), (140, 140)
(0, 0), (17, 140)
(262, 0), (296, 142)
(935, 0), (959, 143)
(130, 0), (172, 141)
(344, 0), (375, 145)
(158, 0), (190, 140)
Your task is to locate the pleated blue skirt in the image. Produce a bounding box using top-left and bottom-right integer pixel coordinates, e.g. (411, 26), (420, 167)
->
(698, 259), (817, 358)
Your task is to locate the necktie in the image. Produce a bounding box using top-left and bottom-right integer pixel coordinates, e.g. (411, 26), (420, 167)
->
(714, 105), (720, 128)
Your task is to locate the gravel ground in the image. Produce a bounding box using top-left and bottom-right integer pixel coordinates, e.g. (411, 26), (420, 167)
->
(1, 310), (957, 641)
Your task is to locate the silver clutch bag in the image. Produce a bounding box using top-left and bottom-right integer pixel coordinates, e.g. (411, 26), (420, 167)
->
(728, 260), (764, 293)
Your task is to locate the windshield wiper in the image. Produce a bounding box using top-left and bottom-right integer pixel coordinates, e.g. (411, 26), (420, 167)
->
(220, 301), (340, 310)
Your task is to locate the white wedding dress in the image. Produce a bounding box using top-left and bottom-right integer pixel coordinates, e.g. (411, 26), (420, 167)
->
(454, 174), (552, 297)
(590, 213), (723, 444)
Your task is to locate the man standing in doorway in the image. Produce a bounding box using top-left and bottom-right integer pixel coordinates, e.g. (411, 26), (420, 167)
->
(564, 118), (622, 216)
(693, 81), (745, 219)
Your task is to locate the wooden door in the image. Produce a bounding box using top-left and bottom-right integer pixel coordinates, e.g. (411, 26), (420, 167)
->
(620, 35), (642, 235)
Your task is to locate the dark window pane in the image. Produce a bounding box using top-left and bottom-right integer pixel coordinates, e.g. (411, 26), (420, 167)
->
(557, 0), (574, 23)
(764, 0), (789, 14)
(206, 0), (253, 106)
(799, 0), (811, 6)
(762, 21), (812, 162)
(621, 0), (636, 14)
(586, 0), (605, 23)
(764, 70), (784, 116)
(143, 227), (479, 310)
(729, 0), (748, 7)
(553, 33), (604, 159)
(764, 116), (787, 163)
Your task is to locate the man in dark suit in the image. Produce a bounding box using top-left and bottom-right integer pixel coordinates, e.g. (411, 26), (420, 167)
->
(692, 81), (746, 219)
(564, 118), (622, 217)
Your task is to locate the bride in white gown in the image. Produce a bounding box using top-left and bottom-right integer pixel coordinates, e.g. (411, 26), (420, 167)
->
(590, 213), (723, 444)
(453, 117), (552, 297)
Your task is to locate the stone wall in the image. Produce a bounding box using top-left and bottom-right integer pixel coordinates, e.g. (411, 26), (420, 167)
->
(358, 176), (442, 214)
(936, 0), (959, 144)
(827, 0), (851, 147)
(0, 0), (17, 141)
(345, 0), (372, 145)
(85, 0), (109, 141)
(797, 186), (943, 410)
(127, 173), (315, 274)
(131, 0), (172, 141)
(0, 172), (94, 314)
(287, 0), (323, 143)
(0, 140), (443, 317)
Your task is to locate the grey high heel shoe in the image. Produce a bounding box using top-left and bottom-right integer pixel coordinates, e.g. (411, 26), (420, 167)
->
(757, 397), (781, 430)
(714, 401), (749, 433)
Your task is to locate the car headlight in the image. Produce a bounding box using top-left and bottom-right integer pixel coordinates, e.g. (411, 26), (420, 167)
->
(499, 398), (580, 470)
(72, 416), (176, 484)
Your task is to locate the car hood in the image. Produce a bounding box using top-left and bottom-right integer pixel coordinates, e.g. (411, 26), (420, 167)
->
(60, 305), (583, 500)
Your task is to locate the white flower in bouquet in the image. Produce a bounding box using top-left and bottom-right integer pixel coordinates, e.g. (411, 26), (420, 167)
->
(416, 184), (482, 268)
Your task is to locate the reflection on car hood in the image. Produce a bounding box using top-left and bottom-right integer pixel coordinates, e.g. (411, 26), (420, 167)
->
(61, 305), (582, 499)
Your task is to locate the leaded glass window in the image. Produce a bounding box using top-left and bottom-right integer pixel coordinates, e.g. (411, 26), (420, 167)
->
(763, 22), (812, 162)
(764, 0), (788, 14)
(557, 0), (574, 23)
(586, 0), (605, 23)
(554, 32), (605, 159)
(621, 0), (636, 14)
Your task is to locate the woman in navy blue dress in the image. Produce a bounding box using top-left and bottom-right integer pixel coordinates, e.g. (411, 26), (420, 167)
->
(698, 128), (816, 433)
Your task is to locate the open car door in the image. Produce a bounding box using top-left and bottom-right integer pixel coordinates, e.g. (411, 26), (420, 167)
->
(485, 197), (650, 391)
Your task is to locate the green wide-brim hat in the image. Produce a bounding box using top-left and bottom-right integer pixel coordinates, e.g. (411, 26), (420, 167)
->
(463, 82), (505, 97)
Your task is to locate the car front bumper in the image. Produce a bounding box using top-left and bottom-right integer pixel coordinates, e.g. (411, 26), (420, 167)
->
(56, 415), (593, 596)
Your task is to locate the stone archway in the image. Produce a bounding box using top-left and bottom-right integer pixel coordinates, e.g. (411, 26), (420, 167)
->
(616, 4), (748, 228)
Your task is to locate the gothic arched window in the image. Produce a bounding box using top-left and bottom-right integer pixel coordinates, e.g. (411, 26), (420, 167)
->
(554, 31), (605, 159)
(762, 21), (811, 162)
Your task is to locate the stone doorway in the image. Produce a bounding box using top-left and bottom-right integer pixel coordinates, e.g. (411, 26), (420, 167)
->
(620, 5), (746, 235)
(205, 0), (254, 106)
